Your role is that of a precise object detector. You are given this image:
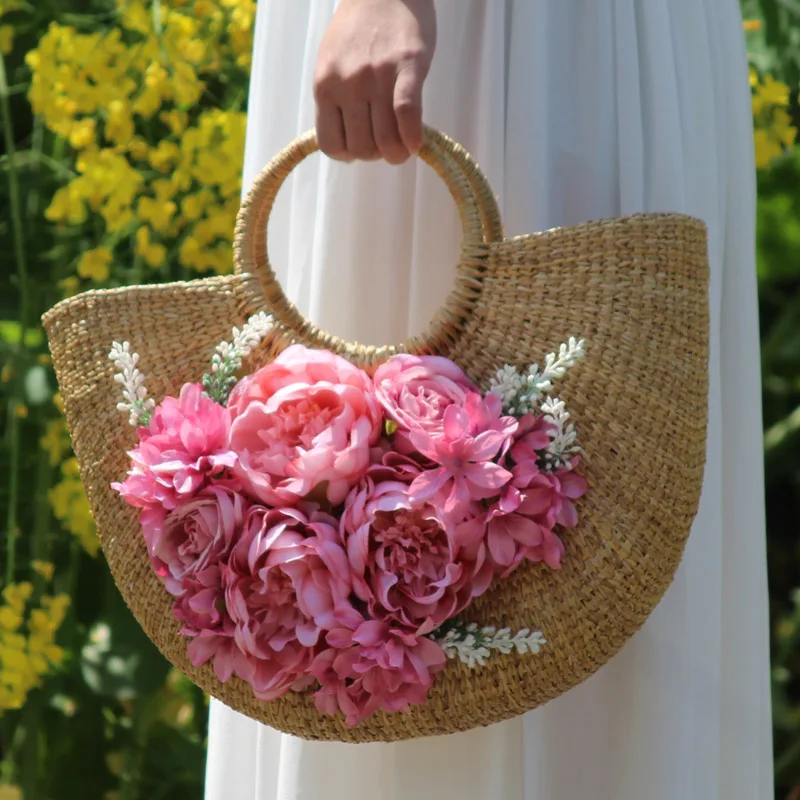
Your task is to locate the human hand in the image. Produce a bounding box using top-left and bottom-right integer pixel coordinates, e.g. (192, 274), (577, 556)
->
(313, 0), (437, 164)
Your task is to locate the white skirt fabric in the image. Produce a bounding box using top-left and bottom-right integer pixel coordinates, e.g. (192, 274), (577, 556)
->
(205, 2), (774, 798)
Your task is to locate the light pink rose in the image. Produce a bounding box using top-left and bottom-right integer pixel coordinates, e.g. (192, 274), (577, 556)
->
(113, 383), (237, 512)
(342, 458), (494, 632)
(227, 345), (383, 506)
(311, 621), (447, 727)
(408, 393), (517, 522)
(142, 485), (246, 597)
(373, 355), (479, 448)
(224, 505), (363, 702)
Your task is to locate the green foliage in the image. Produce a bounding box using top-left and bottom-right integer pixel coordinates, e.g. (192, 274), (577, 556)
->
(758, 152), (800, 794)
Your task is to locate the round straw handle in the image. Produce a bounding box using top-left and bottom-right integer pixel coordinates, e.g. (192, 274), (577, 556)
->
(233, 125), (503, 367)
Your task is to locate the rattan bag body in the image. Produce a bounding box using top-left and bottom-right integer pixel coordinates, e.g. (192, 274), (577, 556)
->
(43, 127), (709, 743)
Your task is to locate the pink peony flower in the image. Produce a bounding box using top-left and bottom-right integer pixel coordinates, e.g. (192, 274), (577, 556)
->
(408, 393), (517, 522)
(311, 621), (447, 727)
(142, 485), (247, 597)
(173, 564), (253, 684)
(224, 504), (363, 702)
(342, 458), (494, 632)
(113, 383), (237, 512)
(227, 345), (383, 506)
(373, 355), (479, 448)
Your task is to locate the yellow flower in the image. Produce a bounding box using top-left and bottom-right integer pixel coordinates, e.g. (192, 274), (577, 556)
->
(750, 70), (797, 169)
(31, 561), (55, 581)
(0, 608), (22, 633)
(14, 404), (27, 419)
(105, 100), (134, 145)
(68, 118), (97, 150)
(49, 460), (99, 556)
(137, 196), (177, 233)
(171, 62), (204, 106)
(117, 0), (151, 34)
(742, 19), (761, 32)
(153, 178), (179, 202)
(149, 140), (180, 172)
(759, 73), (790, 107)
(0, 785), (23, 800)
(45, 644), (65, 666)
(0, 646), (30, 672)
(58, 276), (81, 299)
(193, 1), (217, 20)
(754, 128), (782, 169)
(161, 108), (189, 136)
(29, 610), (57, 638)
(773, 108), (796, 148)
(132, 86), (163, 118)
(181, 193), (206, 221)
(129, 137), (149, 161)
(135, 226), (168, 267)
(41, 595), (71, 626)
(41, 418), (69, 466)
(77, 246), (113, 282)
(45, 185), (87, 225)
(2, 584), (32, 615)
(0, 24), (14, 55)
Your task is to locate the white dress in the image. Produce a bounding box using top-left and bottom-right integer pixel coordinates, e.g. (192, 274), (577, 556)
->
(205, 2), (774, 798)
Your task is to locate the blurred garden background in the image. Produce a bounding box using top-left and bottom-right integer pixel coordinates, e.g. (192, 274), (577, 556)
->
(0, 0), (798, 797)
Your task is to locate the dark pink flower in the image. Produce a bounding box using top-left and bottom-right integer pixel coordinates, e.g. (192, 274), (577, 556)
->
(373, 355), (479, 448)
(470, 459), (588, 575)
(113, 383), (236, 512)
(224, 505), (363, 702)
(507, 413), (554, 487)
(341, 459), (493, 632)
(408, 393), (517, 522)
(227, 345), (383, 506)
(311, 621), (447, 727)
(517, 463), (588, 529)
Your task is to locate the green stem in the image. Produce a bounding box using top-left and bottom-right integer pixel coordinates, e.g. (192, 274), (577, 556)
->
(0, 51), (30, 342)
(30, 430), (53, 596)
(5, 402), (20, 586)
(19, 691), (43, 800)
(118, 701), (145, 800)
(0, 52), (28, 588)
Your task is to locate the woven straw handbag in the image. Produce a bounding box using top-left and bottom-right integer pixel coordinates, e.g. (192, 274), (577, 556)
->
(43, 126), (709, 743)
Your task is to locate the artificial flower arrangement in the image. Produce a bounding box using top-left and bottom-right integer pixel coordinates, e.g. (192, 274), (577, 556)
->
(109, 313), (586, 727)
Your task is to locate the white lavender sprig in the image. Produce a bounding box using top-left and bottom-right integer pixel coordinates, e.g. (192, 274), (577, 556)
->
(202, 312), (274, 405)
(540, 395), (581, 471)
(108, 342), (155, 427)
(489, 337), (585, 416)
(434, 621), (546, 669)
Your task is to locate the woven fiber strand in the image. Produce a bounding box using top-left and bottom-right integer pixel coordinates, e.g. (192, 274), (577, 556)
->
(42, 126), (709, 743)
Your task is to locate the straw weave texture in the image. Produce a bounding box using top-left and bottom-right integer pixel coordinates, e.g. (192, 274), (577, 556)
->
(43, 127), (709, 742)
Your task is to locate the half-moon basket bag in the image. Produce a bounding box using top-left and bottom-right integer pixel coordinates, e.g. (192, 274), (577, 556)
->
(43, 126), (709, 743)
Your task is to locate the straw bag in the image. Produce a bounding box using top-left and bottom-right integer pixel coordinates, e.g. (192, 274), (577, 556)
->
(43, 126), (709, 743)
